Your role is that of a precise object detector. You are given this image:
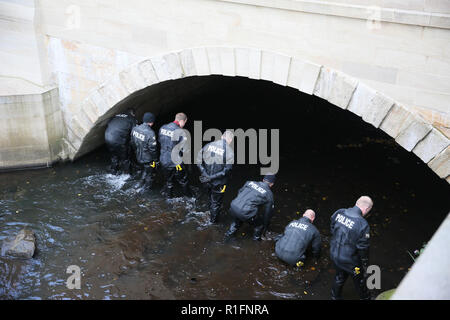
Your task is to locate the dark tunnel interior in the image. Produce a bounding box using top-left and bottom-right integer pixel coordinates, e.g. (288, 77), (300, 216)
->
(111, 75), (450, 296)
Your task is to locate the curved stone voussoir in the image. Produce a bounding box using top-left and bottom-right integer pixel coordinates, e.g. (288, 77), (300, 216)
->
(348, 83), (395, 128)
(260, 50), (291, 86)
(287, 58), (321, 95)
(380, 104), (416, 138)
(81, 99), (100, 124)
(395, 114), (432, 152)
(313, 67), (358, 109)
(191, 47), (210, 76)
(138, 59), (159, 85)
(234, 47), (261, 80)
(96, 75), (129, 113)
(151, 53), (183, 82)
(119, 63), (148, 94)
(413, 128), (450, 164)
(178, 49), (197, 77)
(428, 146), (450, 179)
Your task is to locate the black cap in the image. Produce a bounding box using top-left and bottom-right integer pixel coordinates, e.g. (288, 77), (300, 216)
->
(263, 174), (276, 184)
(143, 112), (155, 123)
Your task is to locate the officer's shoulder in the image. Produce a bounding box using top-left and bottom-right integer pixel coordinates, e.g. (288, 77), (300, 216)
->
(359, 217), (370, 228)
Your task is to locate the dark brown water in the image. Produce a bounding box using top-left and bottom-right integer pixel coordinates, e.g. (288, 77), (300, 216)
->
(1, 76), (449, 300)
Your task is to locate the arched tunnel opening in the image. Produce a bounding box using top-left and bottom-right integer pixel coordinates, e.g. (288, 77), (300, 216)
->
(1, 75), (449, 299)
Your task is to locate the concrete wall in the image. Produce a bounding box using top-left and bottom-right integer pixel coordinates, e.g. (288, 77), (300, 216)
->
(392, 212), (450, 300)
(0, 85), (65, 169)
(0, 0), (50, 88)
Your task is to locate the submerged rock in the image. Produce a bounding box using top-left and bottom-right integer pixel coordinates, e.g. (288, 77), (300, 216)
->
(2, 229), (36, 259)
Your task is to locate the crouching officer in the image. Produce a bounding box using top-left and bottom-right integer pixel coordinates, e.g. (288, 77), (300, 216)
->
(224, 174), (275, 241)
(104, 108), (137, 174)
(275, 209), (321, 267)
(130, 112), (158, 192)
(158, 112), (191, 198)
(330, 196), (373, 300)
(197, 130), (234, 223)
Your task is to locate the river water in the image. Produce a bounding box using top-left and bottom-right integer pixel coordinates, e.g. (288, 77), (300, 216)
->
(1, 77), (449, 300)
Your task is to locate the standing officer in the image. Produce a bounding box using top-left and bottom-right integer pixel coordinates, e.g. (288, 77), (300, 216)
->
(275, 209), (321, 267)
(330, 196), (373, 300)
(104, 108), (137, 174)
(196, 131), (234, 223)
(224, 174), (275, 241)
(130, 112), (158, 192)
(158, 112), (191, 198)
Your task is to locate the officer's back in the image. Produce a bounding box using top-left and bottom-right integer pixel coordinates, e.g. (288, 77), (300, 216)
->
(198, 138), (234, 186)
(158, 121), (184, 168)
(131, 122), (157, 164)
(330, 205), (370, 273)
(105, 111), (137, 145)
(230, 180), (273, 221)
(275, 211), (321, 266)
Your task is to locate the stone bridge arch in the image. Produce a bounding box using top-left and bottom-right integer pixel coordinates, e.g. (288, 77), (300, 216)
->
(67, 46), (449, 183)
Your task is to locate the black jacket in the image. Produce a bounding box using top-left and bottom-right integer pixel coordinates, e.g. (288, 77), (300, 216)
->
(158, 122), (187, 168)
(104, 112), (137, 146)
(275, 217), (321, 266)
(196, 139), (234, 186)
(230, 181), (274, 228)
(330, 206), (370, 273)
(130, 123), (158, 164)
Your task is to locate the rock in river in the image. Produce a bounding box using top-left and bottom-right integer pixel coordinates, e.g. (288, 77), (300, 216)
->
(1, 229), (36, 259)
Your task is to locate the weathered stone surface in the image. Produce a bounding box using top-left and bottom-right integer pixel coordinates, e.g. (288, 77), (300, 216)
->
(313, 67), (358, 109)
(150, 53), (183, 82)
(248, 49), (262, 80)
(380, 104), (416, 138)
(178, 49), (197, 77)
(81, 99), (99, 124)
(348, 83), (394, 128)
(163, 52), (184, 80)
(428, 146), (450, 179)
(2, 229), (36, 259)
(219, 47), (235, 77)
(260, 51), (291, 86)
(119, 64), (147, 94)
(206, 47), (222, 75)
(395, 115), (432, 152)
(97, 75), (129, 112)
(192, 47), (210, 76)
(138, 59), (159, 85)
(413, 129), (450, 164)
(286, 58), (321, 95)
(234, 47), (262, 79)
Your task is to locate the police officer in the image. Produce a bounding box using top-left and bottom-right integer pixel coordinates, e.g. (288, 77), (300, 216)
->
(275, 209), (321, 267)
(130, 112), (158, 192)
(330, 196), (373, 300)
(224, 174), (275, 241)
(158, 112), (191, 198)
(197, 131), (234, 223)
(104, 108), (137, 174)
